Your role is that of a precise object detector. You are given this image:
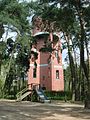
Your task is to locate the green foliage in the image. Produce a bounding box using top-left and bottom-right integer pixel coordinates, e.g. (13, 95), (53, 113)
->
(0, 79), (3, 98)
(0, 0), (32, 97)
(0, 0), (29, 32)
(39, 46), (54, 53)
(31, 91), (38, 102)
(45, 91), (72, 100)
(64, 66), (71, 92)
(0, 23), (4, 38)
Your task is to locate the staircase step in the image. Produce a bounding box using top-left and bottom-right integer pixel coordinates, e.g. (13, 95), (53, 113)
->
(17, 91), (31, 101)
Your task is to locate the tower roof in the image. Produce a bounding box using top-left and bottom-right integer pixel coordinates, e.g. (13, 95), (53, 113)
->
(33, 31), (49, 37)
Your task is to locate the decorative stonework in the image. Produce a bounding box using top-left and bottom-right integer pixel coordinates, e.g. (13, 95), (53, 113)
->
(32, 15), (55, 34)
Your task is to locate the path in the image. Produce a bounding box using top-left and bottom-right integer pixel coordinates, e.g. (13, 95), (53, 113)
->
(0, 100), (90, 120)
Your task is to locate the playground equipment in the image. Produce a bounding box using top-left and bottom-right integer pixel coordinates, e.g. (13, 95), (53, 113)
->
(16, 83), (50, 103)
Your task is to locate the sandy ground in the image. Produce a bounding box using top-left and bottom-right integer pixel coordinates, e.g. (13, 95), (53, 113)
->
(0, 100), (90, 120)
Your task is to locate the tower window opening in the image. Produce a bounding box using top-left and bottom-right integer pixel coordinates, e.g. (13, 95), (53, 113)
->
(55, 50), (58, 58)
(43, 76), (45, 80)
(33, 68), (37, 78)
(56, 70), (59, 79)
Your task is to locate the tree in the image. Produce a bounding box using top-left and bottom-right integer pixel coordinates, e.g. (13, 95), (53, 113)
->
(0, 0), (32, 97)
(29, 0), (90, 108)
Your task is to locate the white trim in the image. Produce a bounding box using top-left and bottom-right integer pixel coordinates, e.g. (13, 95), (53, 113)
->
(33, 32), (49, 37)
(30, 64), (62, 68)
(53, 32), (59, 38)
(30, 63), (48, 67)
(38, 64), (48, 67)
(31, 48), (38, 53)
(30, 64), (34, 67)
(33, 32), (59, 38)
(54, 65), (62, 68)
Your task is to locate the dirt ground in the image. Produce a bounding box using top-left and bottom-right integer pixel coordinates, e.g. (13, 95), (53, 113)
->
(0, 100), (90, 120)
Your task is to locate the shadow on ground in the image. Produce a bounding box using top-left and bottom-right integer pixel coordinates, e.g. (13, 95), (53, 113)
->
(0, 100), (90, 120)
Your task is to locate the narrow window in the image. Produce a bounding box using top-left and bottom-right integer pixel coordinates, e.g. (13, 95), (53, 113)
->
(33, 62), (37, 78)
(55, 50), (58, 58)
(56, 70), (59, 79)
(43, 76), (45, 80)
(33, 68), (37, 78)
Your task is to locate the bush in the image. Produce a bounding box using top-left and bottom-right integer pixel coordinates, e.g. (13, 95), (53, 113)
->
(44, 91), (72, 100)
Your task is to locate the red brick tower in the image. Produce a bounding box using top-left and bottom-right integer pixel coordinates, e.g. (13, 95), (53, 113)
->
(28, 16), (64, 91)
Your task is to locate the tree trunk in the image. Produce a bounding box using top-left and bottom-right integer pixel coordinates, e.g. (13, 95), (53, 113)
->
(70, 36), (80, 101)
(76, 0), (90, 108)
(63, 33), (77, 101)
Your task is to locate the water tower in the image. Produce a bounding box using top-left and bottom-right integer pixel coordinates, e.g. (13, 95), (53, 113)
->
(28, 16), (64, 91)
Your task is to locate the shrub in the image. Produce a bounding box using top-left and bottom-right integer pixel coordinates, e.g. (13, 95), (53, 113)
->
(44, 91), (72, 100)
